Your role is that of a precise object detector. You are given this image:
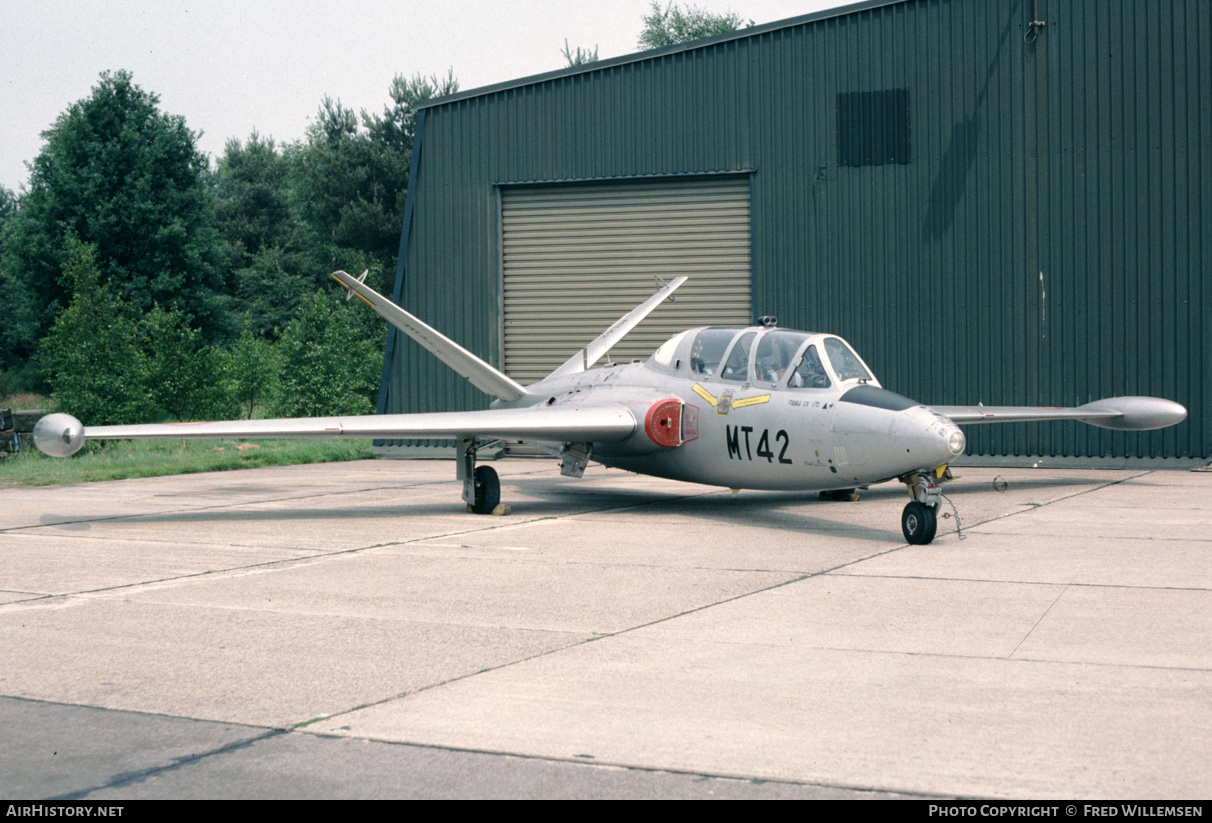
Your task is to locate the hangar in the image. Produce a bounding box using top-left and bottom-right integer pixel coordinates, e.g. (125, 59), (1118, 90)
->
(378, 0), (1209, 462)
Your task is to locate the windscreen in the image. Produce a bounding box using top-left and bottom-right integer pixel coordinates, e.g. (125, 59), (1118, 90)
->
(823, 337), (872, 382)
(789, 344), (831, 388)
(754, 331), (809, 385)
(688, 328), (741, 377)
(719, 331), (755, 381)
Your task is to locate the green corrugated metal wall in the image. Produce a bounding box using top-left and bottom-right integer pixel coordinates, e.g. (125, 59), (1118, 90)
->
(388, 0), (1210, 460)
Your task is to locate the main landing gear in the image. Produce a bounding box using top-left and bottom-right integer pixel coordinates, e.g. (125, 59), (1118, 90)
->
(899, 467), (951, 545)
(459, 439), (501, 514)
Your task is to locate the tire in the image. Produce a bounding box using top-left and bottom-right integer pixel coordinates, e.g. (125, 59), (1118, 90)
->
(471, 465), (500, 514)
(819, 488), (856, 502)
(901, 501), (938, 545)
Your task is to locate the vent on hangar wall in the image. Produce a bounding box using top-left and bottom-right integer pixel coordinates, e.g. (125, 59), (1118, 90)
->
(837, 88), (911, 167)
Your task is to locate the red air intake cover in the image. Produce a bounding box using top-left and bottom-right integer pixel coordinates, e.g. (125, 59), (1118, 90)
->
(644, 398), (683, 447)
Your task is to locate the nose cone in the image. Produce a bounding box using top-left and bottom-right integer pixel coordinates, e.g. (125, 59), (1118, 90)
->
(835, 386), (965, 474)
(899, 406), (966, 468)
(947, 426), (966, 456)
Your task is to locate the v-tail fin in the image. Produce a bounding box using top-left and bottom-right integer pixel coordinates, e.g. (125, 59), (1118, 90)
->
(330, 270), (529, 402)
(545, 276), (687, 381)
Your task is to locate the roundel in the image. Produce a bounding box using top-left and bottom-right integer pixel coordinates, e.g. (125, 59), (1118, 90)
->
(644, 398), (683, 447)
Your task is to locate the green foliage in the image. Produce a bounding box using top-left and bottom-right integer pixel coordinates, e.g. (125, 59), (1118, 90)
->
(213, 133), (329, 338)
(230, 245), (314, 338)
(365, 71), (459, 154)
(38, 240), (155, 425)
(288, 96), (404, 272)
(637, 1), (752, 49)
(223, 331), (282, 418)
(4, 71), (230, 359)
(213, 133), (299, 266)
(39, 239), (235, 425)
(212, 71), (457, 339)
(0, 186), (15, 227)
(0, 363), (43, 399)
(271, 292), (384, 418)
(562, 39), (600, 67)
(213, 133), (315, 336)
(287, 73), (458, 295)
(140, 305), (235, 421)
(0, 187), (40, 376)
(5, 69), (460, 420)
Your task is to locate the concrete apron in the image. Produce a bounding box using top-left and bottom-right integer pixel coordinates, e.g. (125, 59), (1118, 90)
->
(1, 460), (1208, 798)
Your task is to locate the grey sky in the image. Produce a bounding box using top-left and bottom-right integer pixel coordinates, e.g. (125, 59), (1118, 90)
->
(1, 1), (844, 193)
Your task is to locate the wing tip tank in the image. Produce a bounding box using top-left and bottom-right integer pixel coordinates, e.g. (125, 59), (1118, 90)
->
(32, 412), (85, 457)
(1079, 396), (1188, 431)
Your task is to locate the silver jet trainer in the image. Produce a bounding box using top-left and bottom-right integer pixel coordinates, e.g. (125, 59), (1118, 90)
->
(34, 273), (1188, 545)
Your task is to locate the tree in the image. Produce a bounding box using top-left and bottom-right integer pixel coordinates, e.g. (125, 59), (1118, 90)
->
(213, 134), (313, 337)
(229, 245), (315, 338)
(38, 239), (154, 425)
(270, 292), (383, 418)
(40, 237), (236, 424)
(140, 305), (234, 421)
(0, 186), (33, 378)
(0, 186), (14, 228)
(287, 73), (458, 295)
(637, 2), (752, 49)
(562, 40), (599, 67)
(0, 186), (50, 382)
(364, 71), (459, 156)
(222, 331), (281, 419)
(4, 70), (229, 362)
(213, 133), (298, 266)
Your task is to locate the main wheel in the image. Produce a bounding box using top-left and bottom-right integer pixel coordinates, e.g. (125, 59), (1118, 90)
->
(471, 465), (500, 514)
(819, 488), (856, 502)
(901, 501), (938, 545)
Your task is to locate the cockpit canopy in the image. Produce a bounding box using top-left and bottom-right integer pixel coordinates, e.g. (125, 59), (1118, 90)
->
(647, 326), (879, 389)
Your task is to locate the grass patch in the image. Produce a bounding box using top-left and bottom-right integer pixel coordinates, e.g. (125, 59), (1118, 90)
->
(0, 437), (374, 488)
(1, 393), (48, 410)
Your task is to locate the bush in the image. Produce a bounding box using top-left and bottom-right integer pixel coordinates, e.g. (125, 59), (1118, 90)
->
(39, 241), (155, 425)
(140, 306), (236, 421)
(270, 291), (383, 418)
(222, 331), (281, 418)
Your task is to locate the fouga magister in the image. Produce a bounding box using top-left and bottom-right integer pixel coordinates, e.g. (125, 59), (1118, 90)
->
(34, 272), (1187, 544)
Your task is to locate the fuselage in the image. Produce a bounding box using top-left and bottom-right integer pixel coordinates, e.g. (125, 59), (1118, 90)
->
(502, 325), (966, 493)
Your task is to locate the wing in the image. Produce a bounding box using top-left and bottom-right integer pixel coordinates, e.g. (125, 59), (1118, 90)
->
(32, 406), (637, 458)
(931, 396), (1187, 431)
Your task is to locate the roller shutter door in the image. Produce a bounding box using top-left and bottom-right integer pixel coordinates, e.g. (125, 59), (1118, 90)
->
(500, 175), (752, 385)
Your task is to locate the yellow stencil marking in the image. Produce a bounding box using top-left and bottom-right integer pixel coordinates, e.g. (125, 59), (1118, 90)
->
(692, 384), (717, 406)
(328, 273), (375, 308)
(731, 394), (771, 409)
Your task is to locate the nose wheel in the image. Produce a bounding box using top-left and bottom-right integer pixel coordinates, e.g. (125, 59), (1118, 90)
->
(901, 500), (938, 544)
(899, 467), (950, 544)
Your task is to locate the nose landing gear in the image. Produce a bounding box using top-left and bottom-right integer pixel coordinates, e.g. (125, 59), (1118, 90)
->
(901, 500), (938, 544)
(899, 467), (950, 544)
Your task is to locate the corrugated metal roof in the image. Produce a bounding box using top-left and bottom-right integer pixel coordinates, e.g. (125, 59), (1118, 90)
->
(416, 0), (908, 111)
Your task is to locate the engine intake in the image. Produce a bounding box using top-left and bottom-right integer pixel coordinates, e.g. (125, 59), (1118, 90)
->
(644, 398), (683, 447)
